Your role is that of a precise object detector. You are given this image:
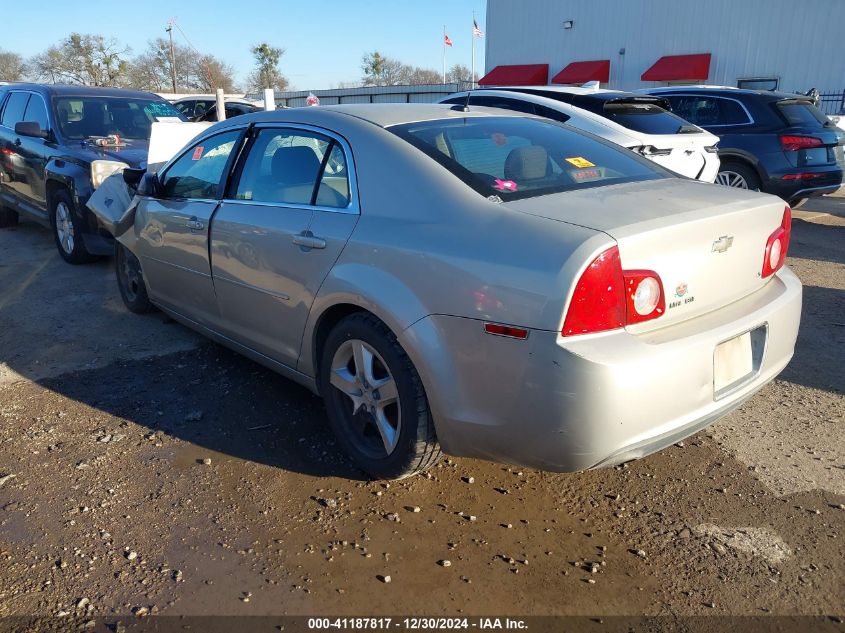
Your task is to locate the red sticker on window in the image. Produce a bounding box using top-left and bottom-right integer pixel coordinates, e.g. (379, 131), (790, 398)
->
(192, 146), (204, 160)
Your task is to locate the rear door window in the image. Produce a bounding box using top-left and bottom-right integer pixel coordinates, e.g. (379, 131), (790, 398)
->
(1, 92), (30, 129)
(666, 96), (750, 127)
(234, 129), (350, 208)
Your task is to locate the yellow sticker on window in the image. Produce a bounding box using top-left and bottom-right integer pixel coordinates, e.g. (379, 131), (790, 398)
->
(565, 156), (596, 168)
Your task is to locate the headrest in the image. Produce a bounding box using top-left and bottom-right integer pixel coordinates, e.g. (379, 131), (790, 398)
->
(271, 146), (321, 185)
(504, 145), (548, 181)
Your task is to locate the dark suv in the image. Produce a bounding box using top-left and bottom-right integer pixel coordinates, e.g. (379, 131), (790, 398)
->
(645, 86), (845, 205)
(0, 84), (186, 263)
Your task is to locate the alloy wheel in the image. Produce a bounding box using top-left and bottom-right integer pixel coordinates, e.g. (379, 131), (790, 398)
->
(715, 170), (750, 188)
(55, 201), (75, 254)
(329, 339), (401, 458)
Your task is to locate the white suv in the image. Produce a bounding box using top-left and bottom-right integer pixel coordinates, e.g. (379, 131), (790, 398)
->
(441, 86), (720, 182)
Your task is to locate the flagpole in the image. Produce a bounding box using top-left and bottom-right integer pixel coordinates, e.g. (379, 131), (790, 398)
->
(471, 11), (475, 87)
(443, 25), (447, 83)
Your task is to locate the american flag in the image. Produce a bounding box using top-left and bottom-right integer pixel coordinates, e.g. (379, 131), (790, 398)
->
(444, 33), (453, 47)
(473, 19), (484, 37)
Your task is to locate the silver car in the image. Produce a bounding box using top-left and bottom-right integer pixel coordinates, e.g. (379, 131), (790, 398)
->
(115, 104), (802, 479)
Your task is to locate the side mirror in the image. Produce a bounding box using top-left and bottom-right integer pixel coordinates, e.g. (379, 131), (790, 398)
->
(122, 167), (146, 189)
(136, 172), (160, 197)
(14, 121), (49, 139)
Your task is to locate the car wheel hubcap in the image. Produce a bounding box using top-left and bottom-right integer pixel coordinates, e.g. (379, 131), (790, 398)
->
(55, 202), (75, 254)
(716, 170), (749, 189)
(330, 339), (401, 457)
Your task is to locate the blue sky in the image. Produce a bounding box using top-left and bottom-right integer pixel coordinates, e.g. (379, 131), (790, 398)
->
(3, 0), (488, 91)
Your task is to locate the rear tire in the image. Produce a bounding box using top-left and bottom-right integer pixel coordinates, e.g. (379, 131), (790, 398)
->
(50, 189), (96, 264)
(715, 161), (761, 191)
(320, 312), (441, 479)
(788, 198), (807, 208)
(116, 243), (154, 314)
(0, 206), (18, 228)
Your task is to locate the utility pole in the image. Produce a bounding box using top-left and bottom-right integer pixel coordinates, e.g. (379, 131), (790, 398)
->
(166, 19), (177, 94)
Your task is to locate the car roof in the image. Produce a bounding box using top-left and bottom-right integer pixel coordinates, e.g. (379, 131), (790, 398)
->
(2, 83), (162, 100)
(236, 103), (522, 129)
(644, 85), (810, 101)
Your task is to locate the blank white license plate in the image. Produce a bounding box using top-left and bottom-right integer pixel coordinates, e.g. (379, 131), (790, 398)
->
(714, 332), (753, 394)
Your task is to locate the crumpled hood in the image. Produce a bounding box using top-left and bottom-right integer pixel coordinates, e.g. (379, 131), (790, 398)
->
(66, 140), (149, 169)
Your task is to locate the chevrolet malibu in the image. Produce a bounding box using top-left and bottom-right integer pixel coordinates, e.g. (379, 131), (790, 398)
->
(115, 104), (802, 479)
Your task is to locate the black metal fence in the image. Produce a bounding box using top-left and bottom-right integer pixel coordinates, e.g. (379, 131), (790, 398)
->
(816, 90), (845, 115)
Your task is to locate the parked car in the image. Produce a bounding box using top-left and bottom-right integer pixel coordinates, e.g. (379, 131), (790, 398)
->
(644, 86), (845, 205)
(172, 96), (216, 119)
(115, 104), (801, 479)
(440, 86), (720, 181)
(193, 100), (261, 122)
(0, 84), (187, 262)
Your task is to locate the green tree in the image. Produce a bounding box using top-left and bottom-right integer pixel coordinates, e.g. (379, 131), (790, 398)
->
(248, 42), (288, 91)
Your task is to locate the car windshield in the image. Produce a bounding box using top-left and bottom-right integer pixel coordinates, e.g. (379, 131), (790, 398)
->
(54, 96), (187, 141)
(390, 116), (666, 201)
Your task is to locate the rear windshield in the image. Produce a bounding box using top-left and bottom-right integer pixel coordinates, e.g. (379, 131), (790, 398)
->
(777, 100), (833, 128)
(389, 116), (666, 201)
(54, 96), (187, 140)
(585, 101), (700, 135)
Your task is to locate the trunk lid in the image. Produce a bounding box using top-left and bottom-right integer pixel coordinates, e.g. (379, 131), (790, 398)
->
(505, 178), (787, 332)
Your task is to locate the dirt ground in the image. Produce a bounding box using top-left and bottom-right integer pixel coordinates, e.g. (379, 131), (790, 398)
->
(0, 195), (843, 623)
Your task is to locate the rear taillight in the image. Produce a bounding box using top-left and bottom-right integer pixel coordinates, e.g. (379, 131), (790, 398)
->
(562, 246), (664, 336)
(762, 206), (792, 278)
(780, 135), (823, 151)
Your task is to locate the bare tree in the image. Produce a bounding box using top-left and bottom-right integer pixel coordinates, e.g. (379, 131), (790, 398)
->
(248, 43), (288, 91)
(361, 51), (441, 86)
(446, 64), (473, 83)
(0, 49), (26, 82)
(30, 34), (130, 86)
(125, 39), (236, 93)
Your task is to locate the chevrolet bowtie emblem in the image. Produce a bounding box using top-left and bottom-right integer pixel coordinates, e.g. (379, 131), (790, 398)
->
(712, 235), (734, 253)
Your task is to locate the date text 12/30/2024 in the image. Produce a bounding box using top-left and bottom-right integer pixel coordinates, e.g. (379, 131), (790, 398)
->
(307, 618), (528, 630)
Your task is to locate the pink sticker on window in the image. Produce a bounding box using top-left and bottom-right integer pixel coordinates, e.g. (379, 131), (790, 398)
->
(494, 179), (517, 192)
(492, 133), (507, 146)
(192, 146), (204, 160)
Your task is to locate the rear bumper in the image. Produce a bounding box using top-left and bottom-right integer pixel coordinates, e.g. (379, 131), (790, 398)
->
(762, 163), (843, 201)
(402, 267), (802, 472)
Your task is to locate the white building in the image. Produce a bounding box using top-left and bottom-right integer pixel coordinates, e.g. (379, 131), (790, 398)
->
(483, 0), (843, 106)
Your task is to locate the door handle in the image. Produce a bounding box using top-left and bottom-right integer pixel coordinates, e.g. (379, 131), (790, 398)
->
(292, 232), (326, 250)
(186, 217), (205, 230)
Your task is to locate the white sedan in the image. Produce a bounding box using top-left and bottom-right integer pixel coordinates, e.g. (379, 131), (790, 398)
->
(441, 86), (720, 182)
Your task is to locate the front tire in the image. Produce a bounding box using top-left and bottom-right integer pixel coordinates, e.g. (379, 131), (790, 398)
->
(116, 243), (154, 314)
(50, 189), (96, 264)
(320, 312), (441, 479)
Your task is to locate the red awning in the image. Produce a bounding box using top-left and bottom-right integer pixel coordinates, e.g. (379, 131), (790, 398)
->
(552, 60), (610, 84)
(478, 64), (549, 86)
(641, 53), (711, 81)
